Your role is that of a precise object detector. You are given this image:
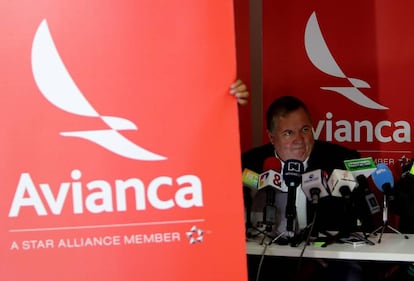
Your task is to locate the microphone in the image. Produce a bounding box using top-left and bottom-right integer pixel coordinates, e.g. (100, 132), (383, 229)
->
(370, 163), (407, 242)
(263, 156), (282, 173)
(242, 168), (260, 231)
(344, 157), (380, 214)
(372, 163), (394, 196)
(301, 169), (329, 204)
(354, 174), (381, 215)
(261, 157), (282, 232)
(242, 168), (260, 190)
(345, 157), (380, 232)
(352, 173), (380, 232)
(263, 188), (277, 232)
(393, 161), (414, 233)
(283, 159), (304, 232)
(327, 169), (357, 199)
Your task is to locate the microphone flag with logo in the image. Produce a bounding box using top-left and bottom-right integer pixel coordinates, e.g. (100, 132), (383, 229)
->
(327, 169), (357, 199)
(301, 169), (329, 204)
(259, 157), (284, 192)
(242, 168), (260, 190)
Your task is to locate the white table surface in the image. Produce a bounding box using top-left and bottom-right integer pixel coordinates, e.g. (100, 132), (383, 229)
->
(246, 233), (414, 262)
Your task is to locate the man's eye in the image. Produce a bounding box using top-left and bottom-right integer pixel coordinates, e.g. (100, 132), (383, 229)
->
(283, 131), (292, 136)
(303, 127), (311, 133)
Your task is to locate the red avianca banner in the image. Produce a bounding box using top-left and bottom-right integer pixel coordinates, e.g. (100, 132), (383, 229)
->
(262, 0), (414, 168)
(0, 1), (247, 280)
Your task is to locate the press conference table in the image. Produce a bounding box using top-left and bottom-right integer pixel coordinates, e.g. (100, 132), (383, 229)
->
(246, 233), (414, 262)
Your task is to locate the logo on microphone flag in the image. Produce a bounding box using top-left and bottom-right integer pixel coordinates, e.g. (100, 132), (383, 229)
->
(344, 157), (377, 178)
(0, 1), (247, 281)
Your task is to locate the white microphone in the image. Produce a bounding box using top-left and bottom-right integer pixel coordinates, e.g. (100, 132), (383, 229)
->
(301, 169), (329, 204)
(327, 169), (357, 199)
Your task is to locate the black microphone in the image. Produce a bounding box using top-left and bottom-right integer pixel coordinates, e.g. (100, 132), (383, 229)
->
(344, 157), (380, 231)
(352, 174), (380, 232)
(324, 169), (359, 234)
(393, 162), (414, 233)
(355, 174), (381, 214)
(263, 188), (276, 232)
(283, 159), (304, 232)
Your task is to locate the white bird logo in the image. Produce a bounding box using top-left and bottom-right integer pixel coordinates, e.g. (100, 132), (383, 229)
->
(304, 11), (388, 110)
(31, 19), (166, 161)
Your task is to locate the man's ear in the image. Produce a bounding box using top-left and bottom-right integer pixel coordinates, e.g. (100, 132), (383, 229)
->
(267, 130), (274, 144)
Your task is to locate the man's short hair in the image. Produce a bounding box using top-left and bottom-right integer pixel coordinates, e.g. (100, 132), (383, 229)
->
(266, 95), (311, 131)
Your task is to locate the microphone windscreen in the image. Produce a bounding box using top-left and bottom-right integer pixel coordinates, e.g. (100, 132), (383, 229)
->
(372, 163), (394, 193)
(262, 156), (282, 173)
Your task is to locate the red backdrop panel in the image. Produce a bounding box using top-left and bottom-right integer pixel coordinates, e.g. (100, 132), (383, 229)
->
(263, 0), (414, 168)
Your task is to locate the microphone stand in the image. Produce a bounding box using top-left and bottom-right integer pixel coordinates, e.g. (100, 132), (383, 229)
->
(247, 222), (277, 245)
(318, 191), (375, 247)
(369, 192), (409, 243)
(270, 184), (298, 246)
(248, 189), (278, 245)
(289, 192), (321, 247)
(268, 191), (299, 246)
(269, 201), (307, 247)
(268, 224), (296, 246)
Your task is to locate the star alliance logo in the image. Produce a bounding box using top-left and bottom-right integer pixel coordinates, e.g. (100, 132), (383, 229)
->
(304, 11), (388, 110)
(186, 225), (204, 244)
(31, 19), (166, 161)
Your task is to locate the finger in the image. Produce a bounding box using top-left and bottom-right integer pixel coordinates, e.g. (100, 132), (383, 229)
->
(236, 91), (249, 99)
(231, 79), (243, 88)
(230, 79), (243, 94)
(237, 98), (248, 106)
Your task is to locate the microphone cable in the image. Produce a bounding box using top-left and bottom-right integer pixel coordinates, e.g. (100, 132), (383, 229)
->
(293, 208), (318, 281)
(254, 214), (317, 281)
(254, 242), (269, 281)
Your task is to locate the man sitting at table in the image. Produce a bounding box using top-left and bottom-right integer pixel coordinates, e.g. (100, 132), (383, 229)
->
(242, 95), (379, 281)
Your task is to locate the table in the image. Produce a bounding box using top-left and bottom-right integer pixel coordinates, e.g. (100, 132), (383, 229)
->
(246, 233), (414, 262)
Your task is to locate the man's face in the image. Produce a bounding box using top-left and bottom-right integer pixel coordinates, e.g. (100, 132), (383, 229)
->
(267, 108), (314, 162)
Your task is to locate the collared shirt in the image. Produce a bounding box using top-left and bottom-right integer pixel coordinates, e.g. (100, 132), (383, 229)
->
(275, 153), (309, 236)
